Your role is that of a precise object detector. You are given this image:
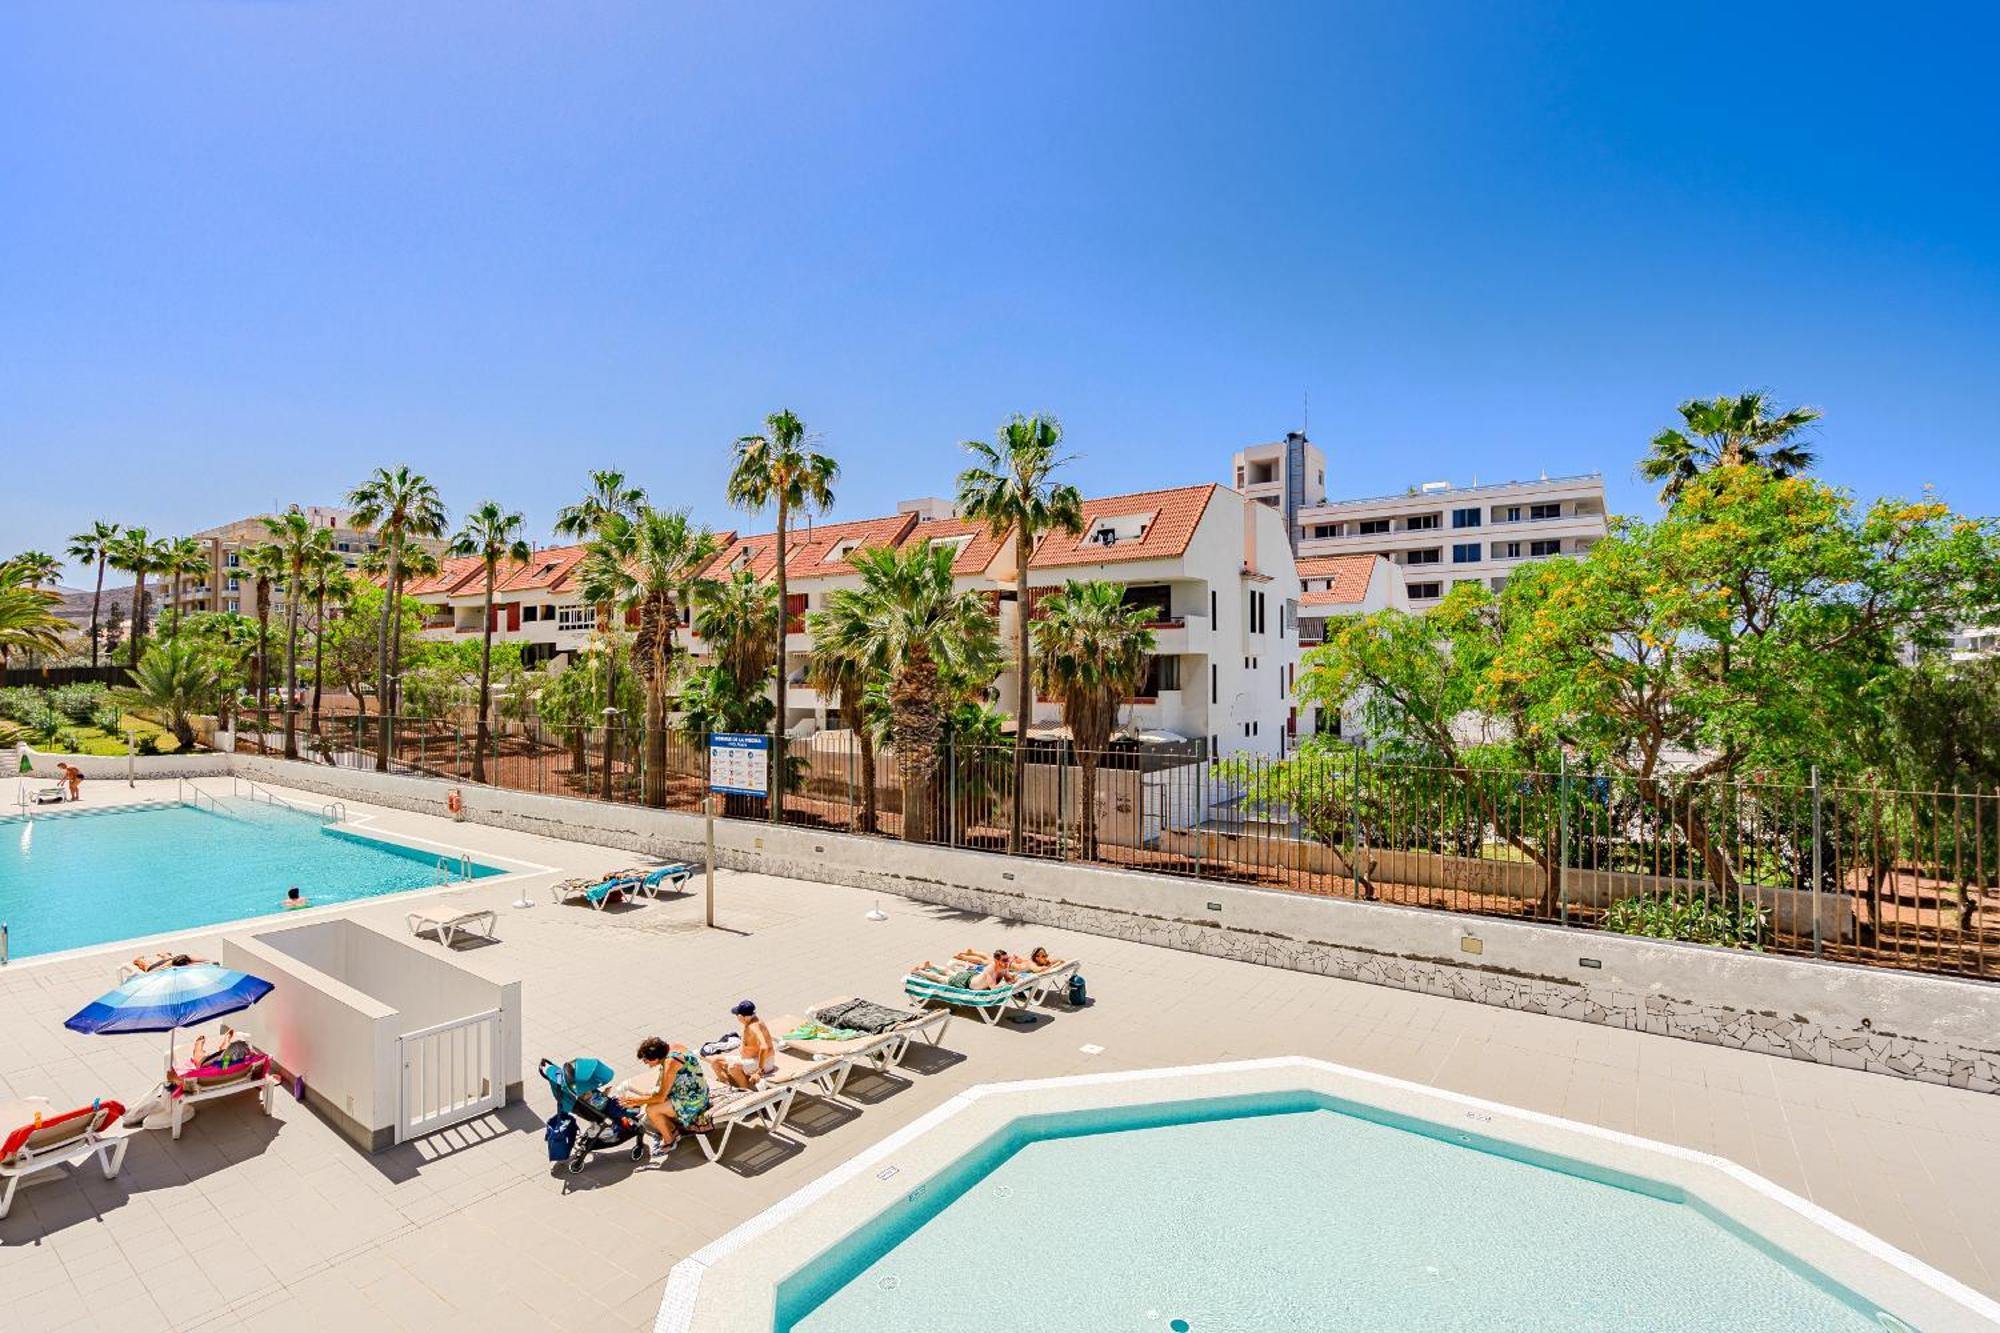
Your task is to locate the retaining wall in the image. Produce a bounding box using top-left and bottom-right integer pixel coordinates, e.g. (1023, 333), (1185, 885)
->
(232, 755), (2000, 1095)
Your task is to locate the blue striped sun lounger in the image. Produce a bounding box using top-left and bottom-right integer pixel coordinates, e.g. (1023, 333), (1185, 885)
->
(606, 863), (698, 899)
(902, 970), (1032, 1025)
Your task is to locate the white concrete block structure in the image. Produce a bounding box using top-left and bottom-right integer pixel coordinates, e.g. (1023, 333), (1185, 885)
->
(1294, 473), (1608, 607)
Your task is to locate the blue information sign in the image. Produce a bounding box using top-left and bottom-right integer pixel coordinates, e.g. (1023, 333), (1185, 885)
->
(708, 733), (771, 796)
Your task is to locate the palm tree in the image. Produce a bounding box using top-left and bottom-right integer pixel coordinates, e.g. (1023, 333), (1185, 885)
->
(805, 595), (883, 834)
(238, 542), (287, 751)
(727, 410), (838, 822)
(696, 569), (780, 700)
(1640, 391), (1823, 503)
(1030, 580), (1157, 860)
(810, 543), (1000, 843)
(66, 521), (121, 667)
(0, 560), (69, 666)
(115, 638), (224, 749)
(302, 545), (352, 740)
(158, 535), (207, 638)
(260, 511), (332, 759)
(554, 469), (649, 785)
(347, 467), (448, 770)
(449, 501), (531, 784)
(578, 507), (718, 807)
(106, 527), (162, 667)
(9, 551), (60, 586)
(956, 412), (1086, 852)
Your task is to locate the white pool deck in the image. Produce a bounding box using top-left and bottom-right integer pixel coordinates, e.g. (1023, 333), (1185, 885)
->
(3, 778), (1999, 1331)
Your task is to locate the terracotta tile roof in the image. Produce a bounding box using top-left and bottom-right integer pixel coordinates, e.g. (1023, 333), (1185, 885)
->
(1295, 554), (1378, 606)
(396, 556), (487, 599)
(895, 515), (1011, 577)
(705, 513), (919, 583)
(494, 544), (589, 595)
(1025, 484), (1216, 570)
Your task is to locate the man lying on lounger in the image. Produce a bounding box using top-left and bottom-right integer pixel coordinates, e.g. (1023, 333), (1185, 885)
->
(955, 946), (1065, 973)
(914, 949), (1017, 990)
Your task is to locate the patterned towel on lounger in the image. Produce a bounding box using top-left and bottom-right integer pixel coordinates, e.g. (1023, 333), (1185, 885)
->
(813, 999), (921, 1034)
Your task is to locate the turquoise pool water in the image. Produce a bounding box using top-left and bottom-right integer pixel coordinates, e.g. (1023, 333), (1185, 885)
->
(780, 1092), (1900, 1331)
(0, 799), (502, 959)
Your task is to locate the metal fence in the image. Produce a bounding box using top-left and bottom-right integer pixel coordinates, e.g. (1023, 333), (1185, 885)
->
(247, 711), (2000, 981)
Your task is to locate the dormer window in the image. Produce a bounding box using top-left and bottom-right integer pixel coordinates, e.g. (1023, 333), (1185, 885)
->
(822, 540), (862, 566)
(928, 534), (973, 557)
(1082, 511), (1155, 549)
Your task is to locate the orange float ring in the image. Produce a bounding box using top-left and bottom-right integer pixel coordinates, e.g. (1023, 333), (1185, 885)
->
(446, 789), (463, 816)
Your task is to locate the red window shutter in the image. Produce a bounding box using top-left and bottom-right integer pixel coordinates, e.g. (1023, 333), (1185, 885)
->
(507, 603), (521, 631)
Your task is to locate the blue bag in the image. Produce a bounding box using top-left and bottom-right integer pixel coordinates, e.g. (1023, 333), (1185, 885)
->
(545, 1112), (577, 1163)
(1067, 973), (1088, 1007)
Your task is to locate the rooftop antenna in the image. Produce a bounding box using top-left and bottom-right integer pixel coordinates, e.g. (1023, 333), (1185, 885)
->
(1302, 391), (1309, 436)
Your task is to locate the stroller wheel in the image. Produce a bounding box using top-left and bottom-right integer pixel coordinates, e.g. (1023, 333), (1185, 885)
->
(630, 1137), (649, 1162)
(566, 1155), (585, 1175)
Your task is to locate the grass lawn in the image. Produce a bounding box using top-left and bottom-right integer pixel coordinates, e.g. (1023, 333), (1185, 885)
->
(3, 713), (187, 756)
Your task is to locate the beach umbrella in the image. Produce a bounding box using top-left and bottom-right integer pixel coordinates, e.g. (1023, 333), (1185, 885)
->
(65, 964), (273, 1036)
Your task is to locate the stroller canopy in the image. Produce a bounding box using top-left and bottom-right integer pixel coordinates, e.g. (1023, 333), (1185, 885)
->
(543, 1056), (616, 1114)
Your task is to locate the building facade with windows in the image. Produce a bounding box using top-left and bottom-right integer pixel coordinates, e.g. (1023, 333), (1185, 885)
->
(1231, 431), (1327, 552)
(169, 505), (424, 618)
(1291, 474), (1607, 606)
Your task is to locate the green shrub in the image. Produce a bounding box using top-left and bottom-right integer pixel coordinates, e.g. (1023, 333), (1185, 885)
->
(0, 686), (45, 725)
(50, 683), (107, 724)
(135, 731), (162, 756)
(91, 704), (124, 733)
(1603, 891), (1767, 949)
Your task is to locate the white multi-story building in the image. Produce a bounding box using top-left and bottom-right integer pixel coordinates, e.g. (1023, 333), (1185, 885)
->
(1293, 474), (1607, 606)
(1231, 431), (1327, 551)
(172, 505), (400, 618)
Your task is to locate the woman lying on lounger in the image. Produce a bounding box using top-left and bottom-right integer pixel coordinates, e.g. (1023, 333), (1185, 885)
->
(622, 1037), (713, 1160)
(129, 951), (212, 974)
(955, 946), (1065, 973)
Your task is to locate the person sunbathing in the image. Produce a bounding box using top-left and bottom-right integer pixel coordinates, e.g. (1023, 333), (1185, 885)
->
(707, 1000), (777, 1090)
(956, 946), (1065, 973)
(187, 1024), (253, 1069)
(130, 951), (211, 974)
(917, 950), (1017, 990)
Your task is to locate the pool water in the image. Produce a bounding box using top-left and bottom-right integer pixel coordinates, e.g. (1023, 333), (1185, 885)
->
(0, 799), (501, 959)
(781, 1094), (1897, 1331)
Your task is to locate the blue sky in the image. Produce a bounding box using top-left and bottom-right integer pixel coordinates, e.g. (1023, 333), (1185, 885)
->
(4, 2), (1996, 581)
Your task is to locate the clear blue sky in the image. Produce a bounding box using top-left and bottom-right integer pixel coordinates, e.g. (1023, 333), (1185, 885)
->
(5, 2), (1995, 582)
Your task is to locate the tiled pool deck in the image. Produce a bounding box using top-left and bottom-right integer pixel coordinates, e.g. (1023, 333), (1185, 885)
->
(3, 779), (1998, 1330)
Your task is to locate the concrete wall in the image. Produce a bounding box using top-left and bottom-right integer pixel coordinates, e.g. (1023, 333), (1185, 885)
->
(223, 917), (523, 1151)
(232, 755), (2000, 1095)
(14, 743), (234, 782)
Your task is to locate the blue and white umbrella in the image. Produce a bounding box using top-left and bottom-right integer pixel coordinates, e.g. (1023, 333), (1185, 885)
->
(66, 964), (273, 1036)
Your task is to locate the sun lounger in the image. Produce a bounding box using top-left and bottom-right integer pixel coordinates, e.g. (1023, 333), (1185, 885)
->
(603, 863), (697, 899)
(31, 785), (66, 806)
(760, 1049), (859, 1107)
(776, 998), (952, 1069)
(689, 1082), (796, 1164)
(0, 1098), (128, 1219)
(903, 969), (1034, 1024)
(162, 1037), (279, 1140)
(549, 875), (628, 910)
(406, 907), (498, 948)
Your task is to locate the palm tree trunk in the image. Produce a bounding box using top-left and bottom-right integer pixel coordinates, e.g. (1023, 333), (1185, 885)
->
(255, 600), (271, 755)
(282, 585), (301, 758)
(893, 648), (943, 843)
(89, 555), (106, 667)
(851, 689), (879, 835)
(1010, 532), (1030, 854)
(130, 572), (147, 667)
(375, 536), (399, 772)
(1079, 751), (1099, 861)
(474, 564), (495, 783)
(771, 495), (789, 823)
(309, 584), (326, 738)
(644, 673), (667, 808)
(599, 603), (616, 801)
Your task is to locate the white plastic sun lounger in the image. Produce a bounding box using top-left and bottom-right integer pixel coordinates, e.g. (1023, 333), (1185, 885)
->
(761, 1050), (859, 1107)
(689, 1082), (796, 1164)
(0, 1098), (128, 1220)
(602, 863), (698, 899)
(406, 907), (498, 948)
(549, 876), (628, 909)
(780, 999), (953, 1068)
(902, 970), (1033, 1024)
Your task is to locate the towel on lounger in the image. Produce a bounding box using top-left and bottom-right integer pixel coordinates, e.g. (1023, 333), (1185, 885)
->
(781, 1021), (861, 1043)
(812, 999), (922, 1034)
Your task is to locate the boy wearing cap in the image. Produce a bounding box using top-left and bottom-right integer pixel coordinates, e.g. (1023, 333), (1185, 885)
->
(709, 999), (777, 1089)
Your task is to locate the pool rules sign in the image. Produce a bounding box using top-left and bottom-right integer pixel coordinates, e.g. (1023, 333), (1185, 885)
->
(703, 733), (770, 928)
(708, 733), (771, 797)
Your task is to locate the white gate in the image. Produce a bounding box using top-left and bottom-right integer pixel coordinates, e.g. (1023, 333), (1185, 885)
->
(397, 1008), (503, 1143)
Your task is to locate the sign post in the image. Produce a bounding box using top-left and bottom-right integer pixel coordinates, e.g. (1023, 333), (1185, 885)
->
(705, 733), (771, 929)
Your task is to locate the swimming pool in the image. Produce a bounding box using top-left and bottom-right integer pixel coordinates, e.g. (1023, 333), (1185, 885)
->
(664, 1060), (2000, 1331)
(0, 798), (504, 960)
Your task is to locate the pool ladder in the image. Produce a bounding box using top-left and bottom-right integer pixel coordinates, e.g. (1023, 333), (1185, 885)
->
(434, 851), (474, 885)
(176, 778), (224, 815)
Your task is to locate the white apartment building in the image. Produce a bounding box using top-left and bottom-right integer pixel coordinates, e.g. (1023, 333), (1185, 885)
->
(402, 486), (1305, 757)
(1231, 431), (1327, 551)
(1293, 474), (1607, 605)
(697, 486), (1305, 758)
(172, 505), (441, 617)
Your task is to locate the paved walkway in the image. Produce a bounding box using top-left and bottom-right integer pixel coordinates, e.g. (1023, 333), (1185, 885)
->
(2, 779), (1997, 1330)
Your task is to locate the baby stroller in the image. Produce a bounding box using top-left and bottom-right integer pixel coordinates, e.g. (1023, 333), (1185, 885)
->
(540, 1056), (649, 1174)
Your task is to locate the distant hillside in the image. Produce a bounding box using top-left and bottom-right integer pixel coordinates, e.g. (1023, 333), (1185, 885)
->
(52, 584), (137, 624)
